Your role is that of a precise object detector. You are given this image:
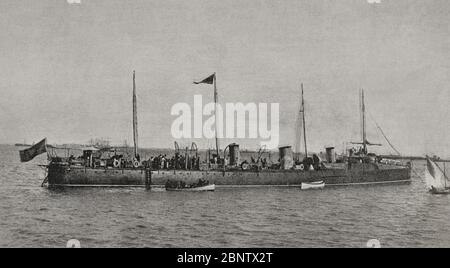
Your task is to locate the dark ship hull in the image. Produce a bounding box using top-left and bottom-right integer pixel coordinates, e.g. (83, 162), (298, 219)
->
(47, 163), (411, 188)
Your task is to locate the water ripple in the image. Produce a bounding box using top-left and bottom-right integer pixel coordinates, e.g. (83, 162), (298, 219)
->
(1, 145), (449, 247)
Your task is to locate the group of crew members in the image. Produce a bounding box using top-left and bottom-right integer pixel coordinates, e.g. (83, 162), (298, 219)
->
(296, 154), (322, 171)
(110, 153), (323, 171)
(80, 149), (323, 172)
(143, 153), (200, 170)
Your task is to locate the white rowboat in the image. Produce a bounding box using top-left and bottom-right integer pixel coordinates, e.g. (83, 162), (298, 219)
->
(166, 184), (215, 192)
(301, 181), (325, 190)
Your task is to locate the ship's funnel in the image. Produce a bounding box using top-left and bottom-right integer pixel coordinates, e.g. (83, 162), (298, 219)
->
(228, 143), (240, 166)
(279, 146), (294, 170)
(325, 147), (336, 163)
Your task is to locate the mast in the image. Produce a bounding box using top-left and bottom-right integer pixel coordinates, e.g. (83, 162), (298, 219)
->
(295, 91), (302, 161)
(132, 70), (138, 158)
(301, 83), (308, 158)
(213, 73), (220, 160)
(359, 89), (363, 147)
(361, 89), (367, 155)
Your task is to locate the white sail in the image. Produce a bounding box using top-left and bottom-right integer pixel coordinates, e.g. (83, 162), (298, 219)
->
(424, 167), (436, 190)
(425, 158), (447, 190)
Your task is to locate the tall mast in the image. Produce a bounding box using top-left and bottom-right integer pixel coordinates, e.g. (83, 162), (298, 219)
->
(361, 88), (367, 155)
(295, 90), (302, 160)
(213, 73), (220, 160)
(301, 83), (308, 158)
(132, 70), (138, 158)
(359, 89), (363, 145)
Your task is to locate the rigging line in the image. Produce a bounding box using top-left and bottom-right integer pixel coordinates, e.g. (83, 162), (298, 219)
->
(367, 111), (402, 156)
(411, 166), (422, 180)
(408, 157), (425, 179)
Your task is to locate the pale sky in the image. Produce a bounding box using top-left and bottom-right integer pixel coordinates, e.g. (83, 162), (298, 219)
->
(0, 0), (448, 157)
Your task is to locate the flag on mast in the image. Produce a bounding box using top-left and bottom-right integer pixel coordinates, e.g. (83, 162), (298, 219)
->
(194, 73), (215, 85)
(194, 73), (220, 158)
(19, 138), (47, 162)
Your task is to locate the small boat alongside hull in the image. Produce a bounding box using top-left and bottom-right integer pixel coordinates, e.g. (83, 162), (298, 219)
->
(166, 184), (215, 192)
(301, 181), (325, 190)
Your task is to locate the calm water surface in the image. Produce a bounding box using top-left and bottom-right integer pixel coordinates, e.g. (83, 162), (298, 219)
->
(1, 145), (449, 248)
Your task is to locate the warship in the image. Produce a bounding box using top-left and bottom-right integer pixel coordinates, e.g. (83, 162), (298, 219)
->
(37, 72), (411, 188)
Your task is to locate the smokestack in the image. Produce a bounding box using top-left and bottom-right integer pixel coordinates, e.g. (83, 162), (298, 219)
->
(279, 146), (294, 170)
(228, 143), (240, 166)
(325, 147), (336, 163)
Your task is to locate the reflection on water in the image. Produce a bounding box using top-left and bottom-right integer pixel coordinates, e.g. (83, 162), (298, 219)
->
(0, 145), (449, 247)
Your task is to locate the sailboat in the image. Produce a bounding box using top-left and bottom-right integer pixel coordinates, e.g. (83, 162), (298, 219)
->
(425, 157), (450, 195)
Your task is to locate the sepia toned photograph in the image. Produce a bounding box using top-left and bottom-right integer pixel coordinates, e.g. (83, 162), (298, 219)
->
(0, 0), (448, 251)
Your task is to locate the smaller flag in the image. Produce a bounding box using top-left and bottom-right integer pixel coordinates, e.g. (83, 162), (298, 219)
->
(19, 138), (47, 162)
(194, 73), (215, 85)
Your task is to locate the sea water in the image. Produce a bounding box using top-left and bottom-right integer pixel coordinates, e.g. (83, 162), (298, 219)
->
(0, 144), (449, 248)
